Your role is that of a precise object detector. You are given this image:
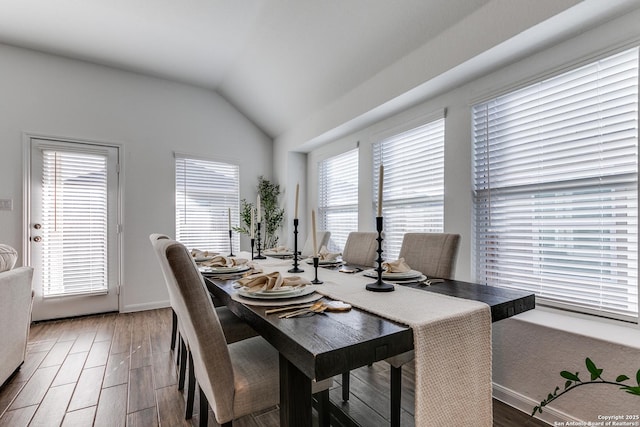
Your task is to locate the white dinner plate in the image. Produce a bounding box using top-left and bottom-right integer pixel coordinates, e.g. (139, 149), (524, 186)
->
(194, 256), (214, 262)
(242, 284), (304, 295)
(362, 269), (423, 280)
(200, 265), (251, 274)
(237, 286), (316, 300)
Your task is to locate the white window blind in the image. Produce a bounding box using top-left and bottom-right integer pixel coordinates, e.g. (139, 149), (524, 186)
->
(42, 150), (108, 297)
(373, 118), (445, 259)
(175, 156), (240, 252)
(473, 47), (639, 321)
(318, 148), (359, 252)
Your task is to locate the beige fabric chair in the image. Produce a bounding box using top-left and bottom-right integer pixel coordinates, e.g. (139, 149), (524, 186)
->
(398, 232), (460, 279)
(300, 231), (331, 257)
(156, 238), (332, 426)
(0, 266), (33, 386)
(341, 232), (378, 267)
(149, 234), (257, 419)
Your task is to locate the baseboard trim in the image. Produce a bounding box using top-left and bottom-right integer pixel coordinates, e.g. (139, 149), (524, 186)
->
(121, 300), (170, 313)
(493, 383), (579, 425)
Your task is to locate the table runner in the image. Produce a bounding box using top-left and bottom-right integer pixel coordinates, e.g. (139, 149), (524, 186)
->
(239, 254), (492, 427)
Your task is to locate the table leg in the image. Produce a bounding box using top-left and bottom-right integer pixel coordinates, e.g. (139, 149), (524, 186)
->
(279, 353), (312, 427)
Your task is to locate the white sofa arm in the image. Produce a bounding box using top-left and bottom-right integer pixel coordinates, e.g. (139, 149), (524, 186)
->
(0, 266), (34, 386)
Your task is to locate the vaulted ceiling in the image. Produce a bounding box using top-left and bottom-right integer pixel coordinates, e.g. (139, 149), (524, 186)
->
(0, 0), (637, 140)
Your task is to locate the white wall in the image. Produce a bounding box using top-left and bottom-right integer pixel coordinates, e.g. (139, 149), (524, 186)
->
(0, 43), (272, 312)
(285, 7), (640, 424)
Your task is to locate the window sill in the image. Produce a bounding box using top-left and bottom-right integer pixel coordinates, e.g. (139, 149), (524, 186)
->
(511, 305), (640, 349)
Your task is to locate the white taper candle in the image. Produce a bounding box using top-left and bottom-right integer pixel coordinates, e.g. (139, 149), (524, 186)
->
(377, 164), (384, 217)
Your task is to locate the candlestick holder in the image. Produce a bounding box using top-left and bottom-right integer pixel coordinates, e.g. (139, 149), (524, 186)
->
(288, 218), (304, 273)
(228, 229), (235, 257)
(366, 216), (394, 292)
(311, 256), (323, 284)
(250, 238), (255, 260)
(254, 222), (266, 259)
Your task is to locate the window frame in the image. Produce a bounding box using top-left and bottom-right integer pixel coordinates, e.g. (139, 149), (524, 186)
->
(174, 153), (241, 253)
(471, 46), (640, 323)
(317, 147), (359, 253)
(372, 113), (446, 260)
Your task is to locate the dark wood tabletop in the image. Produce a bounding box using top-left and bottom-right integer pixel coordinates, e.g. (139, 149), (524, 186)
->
(204, 272), (534, 427)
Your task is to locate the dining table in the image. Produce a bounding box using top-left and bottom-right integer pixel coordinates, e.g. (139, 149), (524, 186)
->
(202, 253), (535, 426)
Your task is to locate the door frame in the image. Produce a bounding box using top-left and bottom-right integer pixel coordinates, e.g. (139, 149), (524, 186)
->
(22, 132), (124, 316)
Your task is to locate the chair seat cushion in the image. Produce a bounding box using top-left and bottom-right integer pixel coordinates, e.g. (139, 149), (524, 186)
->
(229, 336), (333, 418)
(230, 336), (280, 417)
(385, 349), (415, 368)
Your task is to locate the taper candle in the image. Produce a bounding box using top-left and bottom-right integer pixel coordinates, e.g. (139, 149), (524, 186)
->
(294, 183), (299, 219)
(257, 195), (261, 222)
(228, 207), (231, 229)
(311, 209), (318, 256)
(377, 164), (384, 217)
(250, 207), (255, 238)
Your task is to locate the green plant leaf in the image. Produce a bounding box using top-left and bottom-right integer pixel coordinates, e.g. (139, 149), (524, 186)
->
(561, 371), (580, 382)
(616, 375), (630, 382)
(621, 386), (640, 396)
(565, 380), (572, 389)
(585, 358), (603, 380)
(553, 386), (559, 396)
(637, 369), (640, 386)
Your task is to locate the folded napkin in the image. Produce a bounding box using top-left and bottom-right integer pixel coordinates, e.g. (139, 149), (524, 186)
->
(382, 257), (412, 273)
(236, 271), (310, 292)
(191, 249), (219, 258)
(266, 246), (290, 253)
(246, 262), (263, 274)
(231, 258), (248, 266)
(318, 246), (341, 261)
(201, 255), (232, 267)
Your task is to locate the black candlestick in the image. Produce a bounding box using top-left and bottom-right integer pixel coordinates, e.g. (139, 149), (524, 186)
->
(288, 218), (304, 273)
(366, 216), (394, 292)
(250, 238), (255, 260)
(228, 229), (235, 257)
(255, 222), (266, 259)
(311, 256), (323, 284)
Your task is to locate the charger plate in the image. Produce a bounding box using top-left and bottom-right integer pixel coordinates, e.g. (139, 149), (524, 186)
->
(231, 290), (322, 306)
(199, 265), (251, 274)
(238, 285), (315, 300)
(305, 258), (342, 265)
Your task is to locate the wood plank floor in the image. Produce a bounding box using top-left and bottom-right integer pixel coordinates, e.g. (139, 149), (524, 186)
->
(0, 308), (549, 426)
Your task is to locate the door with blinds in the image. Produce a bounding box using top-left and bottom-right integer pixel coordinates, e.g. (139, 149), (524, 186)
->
(29, 138), (120, 321)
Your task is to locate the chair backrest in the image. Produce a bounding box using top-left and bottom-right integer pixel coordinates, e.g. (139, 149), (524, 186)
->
(152, 238), (236, 420)
(301, 231), (331, 257)
(398, 233), (460, 279)
(342, 232), (378, 267)
(149, 233), (176, 304)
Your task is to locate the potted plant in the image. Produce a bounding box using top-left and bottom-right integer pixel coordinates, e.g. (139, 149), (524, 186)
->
(234, 176), (285, 249)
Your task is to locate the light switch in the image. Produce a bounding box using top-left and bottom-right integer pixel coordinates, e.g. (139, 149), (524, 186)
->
(0, 199), (13, 211)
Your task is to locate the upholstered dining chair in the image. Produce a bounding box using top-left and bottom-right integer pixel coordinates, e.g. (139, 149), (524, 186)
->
(385, 232), (461, 426)
(341, 231), (378, 267)
(149, 234), (258, 419)
(156, 238), (332, 426)
(398, 232), (460, 279)
(301, 230), (331, 257)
